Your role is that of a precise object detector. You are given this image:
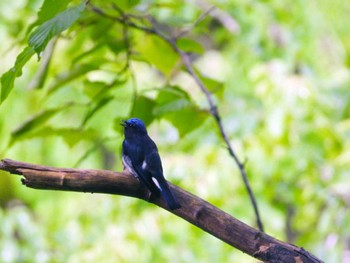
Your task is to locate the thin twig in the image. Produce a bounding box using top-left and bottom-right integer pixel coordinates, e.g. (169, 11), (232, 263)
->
(89, 4), (264, 232)
(168, 39), (264, 232)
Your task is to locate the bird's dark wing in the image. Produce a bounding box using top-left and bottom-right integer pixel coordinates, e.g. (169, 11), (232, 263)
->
(122, 137), (180, 209)
(122, 139), (160, 195)
(143, 150), (181, 210)
(142, 148), (163, 176)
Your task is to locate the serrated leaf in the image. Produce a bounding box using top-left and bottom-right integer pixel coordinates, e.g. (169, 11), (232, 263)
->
(36, 0), (71, 25)
(29, 2), (86, 54)
(1, 47), (35, 104)
(25, 0), (71, 37)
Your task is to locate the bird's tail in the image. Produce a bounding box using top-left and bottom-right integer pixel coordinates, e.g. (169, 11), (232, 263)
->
(158, 179), (181, 210)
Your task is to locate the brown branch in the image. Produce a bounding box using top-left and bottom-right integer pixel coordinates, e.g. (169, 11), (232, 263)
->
(0, 159), (323, 263)
(89, 4), (264, 232)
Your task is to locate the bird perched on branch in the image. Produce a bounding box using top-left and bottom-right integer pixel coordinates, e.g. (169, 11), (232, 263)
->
(121, 118), (181, 210)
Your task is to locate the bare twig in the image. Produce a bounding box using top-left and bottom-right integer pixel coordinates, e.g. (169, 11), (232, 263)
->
(0, 159), (323, 263)
(89, 4), (264, 232)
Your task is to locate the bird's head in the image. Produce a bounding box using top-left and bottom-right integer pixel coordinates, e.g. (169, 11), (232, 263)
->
(121, 118), (148, 136)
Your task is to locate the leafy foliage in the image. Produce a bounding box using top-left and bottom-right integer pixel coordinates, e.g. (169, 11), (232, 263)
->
(29, 2), (86, 54)
(1, 47), (35, 103)
(0, 0), (349, 262)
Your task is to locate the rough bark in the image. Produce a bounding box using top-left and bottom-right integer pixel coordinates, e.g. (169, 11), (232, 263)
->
(0, 159), (323, 263)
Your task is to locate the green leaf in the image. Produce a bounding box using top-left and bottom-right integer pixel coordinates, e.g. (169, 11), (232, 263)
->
(83, 81), (107, 99)
(154, 86), (208, 136)
(81, 96), (114, 128)
(73, 142), (100, 168)
(82, 78), (127, 100)
(10, 109), (60, 145)
(177, 38), (204, 54)
(36, 0), (71, 25)
(28, 38), (57, 90)
(136, 34), (179, 77)
(201, 75), (224, 99)
(25, 0), (71, 37)
(54, 128), (95, 148)
(11, 127), (95, 148)
(29, 2), (86, 55)
(116, 0), (141, 11)
(154, 86), (192, 115)
(1, 47), (35, 104)
(194, 68), (224, 98)
(49, 63), (97, 94)
(131, 96), (157, 126)
(165, 109), (208, 137)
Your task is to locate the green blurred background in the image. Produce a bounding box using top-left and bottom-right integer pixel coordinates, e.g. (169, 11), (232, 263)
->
(0, 0), (349, 262)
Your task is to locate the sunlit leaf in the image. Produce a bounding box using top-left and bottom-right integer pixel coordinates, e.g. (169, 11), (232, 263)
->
(36, 0), (71, 25)
(154, 86), (192, 115)
(165, 108), (208, 137)
(177, 38), (204, 54)
(0, 47), (35, 104)
(154, 86), (208, 136)
(81, 96), (114, 127)
(29, 2), (86, 54)
(28, 38), (57, 90)
(201, 75), (224, 98)
(11, 127), (96, 148)
(83, 81), (107, 99)
(82, 78), (127, 100)
(131, 96), (156, 126)
(135, 34), (179, 77)
(116, 0), (141, 10)
(74, 142), (100, 168)
(10, 109), (60, 145)
(49, 64), (97, 94)
(55, 128), (95, 148)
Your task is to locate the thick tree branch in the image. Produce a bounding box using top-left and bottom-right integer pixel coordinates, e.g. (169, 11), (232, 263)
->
(0, 159), (323, 263)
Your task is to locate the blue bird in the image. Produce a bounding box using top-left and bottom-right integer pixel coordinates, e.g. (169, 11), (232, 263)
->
(121, 118), (181, 210)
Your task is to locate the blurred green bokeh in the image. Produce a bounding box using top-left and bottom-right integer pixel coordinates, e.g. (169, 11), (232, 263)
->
(0, 0), (349, 262)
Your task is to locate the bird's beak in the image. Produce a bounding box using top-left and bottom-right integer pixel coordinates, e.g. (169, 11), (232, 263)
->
(120, 120), (127, 127)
